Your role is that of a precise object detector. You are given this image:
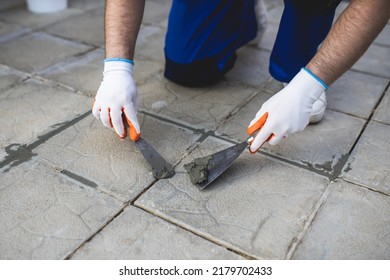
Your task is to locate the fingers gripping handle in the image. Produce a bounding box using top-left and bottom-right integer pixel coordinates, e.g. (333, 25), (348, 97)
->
(247, 112), (274, 153)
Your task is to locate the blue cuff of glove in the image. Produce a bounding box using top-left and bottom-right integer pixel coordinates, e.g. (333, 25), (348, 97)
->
(104, 58), (134, 65)
(303, 67), (328, 90)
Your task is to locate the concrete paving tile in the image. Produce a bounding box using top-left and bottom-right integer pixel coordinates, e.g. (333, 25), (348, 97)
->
(0, 0), (24, 11)
(256, 23), (278, 52)
(0, 160), (122, 259)
(40, 49), (104, 96)
(373, 87), (390, 125)
(327, 71), (388, 119)
(135, 25), (166, 62)
(226, 46), (271, 88)
(352, 44), (390, 78)
(139, 75), (256, 130)
(218, 94), (365, 174)
(0, 32), (91, 73)
(45, 8), (105, 47)
(0, 5), (82, 30)
(375, 24), (390, 47)
(143, 0), (172, 26)
(68, 0), (105, 11)
(293, 180), (390, 259)
(0, 78), (90, 149)
(266, 5), (283, 25)
(135, 136), (329, 259)
(342, 121), (390, 195)
(72, 206), (243, 260)
(0, 65), (25, 92)
(216, 89), (274, 140)
(35, 114), (201, 202)
(40, 49), (163, 96)
(0, 21), (28, 43)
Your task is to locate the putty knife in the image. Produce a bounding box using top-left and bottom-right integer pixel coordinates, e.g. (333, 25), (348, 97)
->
(186, 137), (254, 189)
(135, 137), (175, 179)
(123, 116), (174, 179)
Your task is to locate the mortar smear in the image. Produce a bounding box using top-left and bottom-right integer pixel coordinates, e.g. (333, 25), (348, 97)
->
(184, 155), (213, 184)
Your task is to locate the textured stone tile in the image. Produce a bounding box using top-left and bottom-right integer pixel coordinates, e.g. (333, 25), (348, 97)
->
(0, 160), (122, 259)
(35, 114), (201, 202)
(256, 23), (277, 52)
(375, 24), (390, 47)
(218, 94), (365, 174)
(342, 121), (390, 195)
(68, 0), (105, 11)
(0, 21), (28, 43)
(45, 8), (104, 47)
(373, 87), (390, 125)
(216, 89), (274, 140)
(226, 46), (271, 87)
(0, 5), (81, 30)
(135, 137), (329, 259)
(327, 71), (388, 119)
(0, 32), (91, 73)
(72, 206), (243, 260)
(0, 0), (24, 11)
(139, 75), (256, 130)
(266, 5), (283, 25)
(143, 0), (172, 26)
(352, 44), (390, 78)
(40, 49), (163, 96)
(40, 49), (104, 96)
(0, 78), (90, 149)
(0, 66), (25, 92)
(135, 25), (166, 62)
(293, 180), (390, 259)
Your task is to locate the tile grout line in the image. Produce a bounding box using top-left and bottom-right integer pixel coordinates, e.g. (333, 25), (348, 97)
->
(340, 177), (390, 197)
(284, 80), (390, 259)
(0, 111), (91, 172)
(133, 204), (257, 260)
(285, 182), (334, 259)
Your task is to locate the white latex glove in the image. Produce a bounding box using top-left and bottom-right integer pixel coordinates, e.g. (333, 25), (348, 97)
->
(92, 60), (140, 141)
(247, 68), (328, 153)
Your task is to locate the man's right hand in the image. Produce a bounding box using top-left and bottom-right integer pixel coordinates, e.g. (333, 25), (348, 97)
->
(92, 59), (140, 141)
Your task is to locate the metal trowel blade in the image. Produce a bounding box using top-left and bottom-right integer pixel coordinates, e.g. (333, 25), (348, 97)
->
(197, 140), (249, 189)
(135, 137), (175, 179)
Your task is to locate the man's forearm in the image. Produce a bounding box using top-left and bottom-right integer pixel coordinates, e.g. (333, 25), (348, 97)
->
(307, 0), (390, 85)
(105, 0), (145, 59)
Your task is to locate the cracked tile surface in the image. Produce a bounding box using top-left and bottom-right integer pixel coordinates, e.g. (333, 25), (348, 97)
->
(1, 0), (389, 260)
(218, 96), (365, 174)
(0, 160), (122, 259)
(135, 137), (329, 259)
(0, 32), (91, 73)
(0, 78), (90, 149)
(293, 180), (390, 259)
(71, 206), (243, 260)
(342, 121), (390, 195)
(44, 7), (105, 47)
(35, 114), (201, 202)
(139, 75), (256, 131)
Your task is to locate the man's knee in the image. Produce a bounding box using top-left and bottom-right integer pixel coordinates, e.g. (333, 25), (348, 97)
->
(164, 54), (237, 87)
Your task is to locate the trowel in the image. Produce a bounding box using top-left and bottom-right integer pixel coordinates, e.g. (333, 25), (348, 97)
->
(185, 136), (254, 189)
(123, 117), (174, 179)
(135, 137), (175, 179)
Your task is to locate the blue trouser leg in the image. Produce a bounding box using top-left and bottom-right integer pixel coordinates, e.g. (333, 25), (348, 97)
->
(164, 0), (257, 87)
(269, 0), (339, 83)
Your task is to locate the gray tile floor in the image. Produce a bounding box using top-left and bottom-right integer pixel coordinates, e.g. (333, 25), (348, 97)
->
(0, 0), (389, 260)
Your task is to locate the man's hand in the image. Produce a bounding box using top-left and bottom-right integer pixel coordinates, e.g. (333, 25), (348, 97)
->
(92, 60), (140, 141)
(247, 68), (327, 153)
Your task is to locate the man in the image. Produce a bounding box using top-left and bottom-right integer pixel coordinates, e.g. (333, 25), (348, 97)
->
(92, 0), (390, 154)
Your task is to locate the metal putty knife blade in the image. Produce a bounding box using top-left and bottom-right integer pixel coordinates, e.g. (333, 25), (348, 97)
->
(196, 139), (250, 189)
(135, 137), (175, 179)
